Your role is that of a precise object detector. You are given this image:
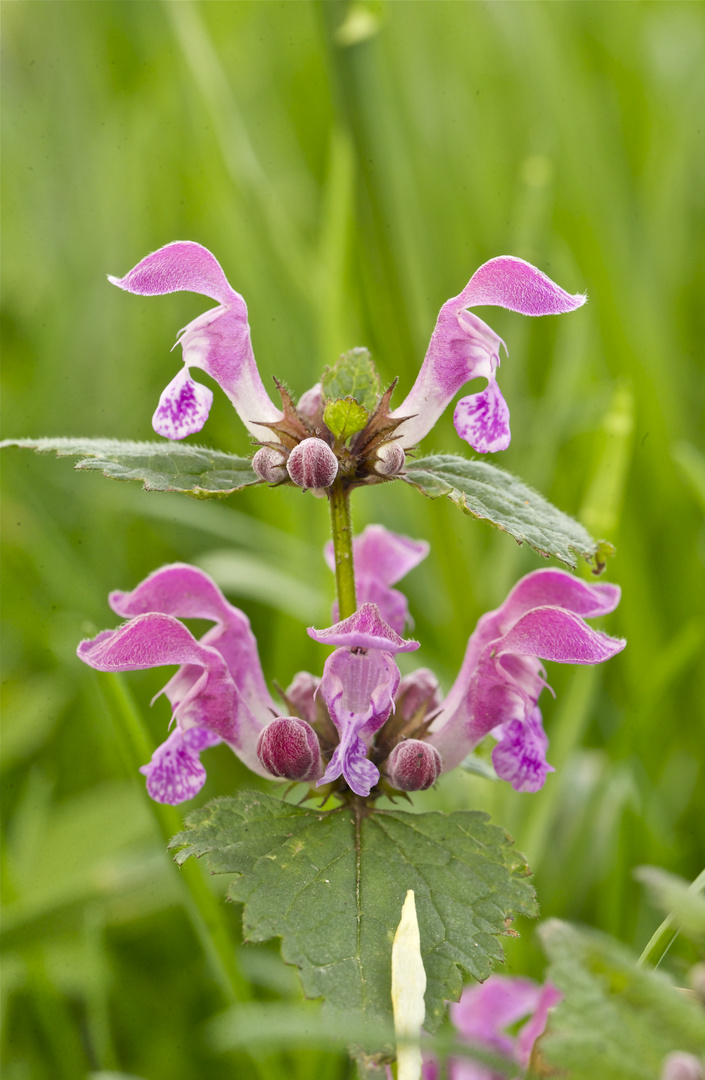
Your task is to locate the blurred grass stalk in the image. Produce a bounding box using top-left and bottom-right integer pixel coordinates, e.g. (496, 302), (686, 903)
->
(97, 672), (280, 1080)
(97, 672), (249, 1002)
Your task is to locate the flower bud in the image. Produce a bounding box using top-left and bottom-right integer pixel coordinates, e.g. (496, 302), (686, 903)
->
(374, 441), (406, 476)
(387, 739), (441, 791)
(285, 671), (320, 725)
(252, 446), (288, 484)
(297, 382), (325, 426)
(395, 669), (442, 724)
(256, 717), (323, 783)
(287, 437), (338, 491)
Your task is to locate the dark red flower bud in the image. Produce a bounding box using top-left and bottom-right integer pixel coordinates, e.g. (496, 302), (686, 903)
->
(256, 717), (322, 783)
(374, 441), (406, 476)
(252, 446), (289, 484)
(387, 739), (441, 791)
(287, 437), (338, 491)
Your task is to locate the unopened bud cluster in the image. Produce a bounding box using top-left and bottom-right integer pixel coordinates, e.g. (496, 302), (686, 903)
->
(251, 378), (408, 495)
(255, 664), (443, 796)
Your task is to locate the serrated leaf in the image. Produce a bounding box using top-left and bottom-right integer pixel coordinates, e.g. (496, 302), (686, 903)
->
(170, 791), (536, 1053)
(404, 454), (610, 571)
(533, 920), (705, 1080)
(323, 397), (370, 441)
(322, 348), (382, 411)
(0, 438), (259, 498)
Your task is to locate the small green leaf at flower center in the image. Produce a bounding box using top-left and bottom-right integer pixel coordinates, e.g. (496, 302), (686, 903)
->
(324, 397), (370, 442)
(322, 347), (382, 412)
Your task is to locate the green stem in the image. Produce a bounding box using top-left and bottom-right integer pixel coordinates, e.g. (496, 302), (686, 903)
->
(329, 478), (357, 618)
(637, 867), (705, 969)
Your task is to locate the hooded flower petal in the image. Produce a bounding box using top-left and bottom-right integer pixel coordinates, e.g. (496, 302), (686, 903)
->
(308, 603), (420, 654)
(77, 612), (238, 742)
(139, 725), (220, 806)
(427, 569), (624, 776)
(317, 647), (401, 796)
(109, 562), (277, 731)
(109, 241), (282, 439)
(325, 526), (429, 633)
(391, 256), (586, 453)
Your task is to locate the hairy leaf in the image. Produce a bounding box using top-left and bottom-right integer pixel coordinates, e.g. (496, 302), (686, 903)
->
(322, 348), (382, 412)
(171, 791), (536, 1053)
(533, 920), (705, 1080)
(0, 438), (259, 498)
(404, 454), (611, 571)
(323, 397), (370, 441)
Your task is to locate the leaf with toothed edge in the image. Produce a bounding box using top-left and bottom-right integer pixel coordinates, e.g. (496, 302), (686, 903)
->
(169, 790), (536, 1057)
(404, 454), (613, 572)
(534, 920), (705, 1080)
(322, 348), (382, 412)
(0, 438), (260, 498)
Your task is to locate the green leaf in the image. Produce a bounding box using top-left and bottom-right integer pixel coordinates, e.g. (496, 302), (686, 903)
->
(404, 454), (611, 571)
(0, 438), (259, 498)
(170, 791), (536, 1053)
(323, 397), (370, 441)
(534, 920), (705, 1080)
(322, 348), (382, 411)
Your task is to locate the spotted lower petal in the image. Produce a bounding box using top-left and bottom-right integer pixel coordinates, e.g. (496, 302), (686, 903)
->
(152, 367), (213, 440)
(453, 377), (511, 454)
(492, 708), (554, 793)
(139, 726), (211, 805)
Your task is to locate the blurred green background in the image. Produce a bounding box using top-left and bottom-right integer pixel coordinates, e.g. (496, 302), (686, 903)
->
(2, 1), (704, 1077)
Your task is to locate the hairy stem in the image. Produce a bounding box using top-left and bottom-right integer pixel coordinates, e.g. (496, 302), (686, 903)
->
(329, 478), (357, 618)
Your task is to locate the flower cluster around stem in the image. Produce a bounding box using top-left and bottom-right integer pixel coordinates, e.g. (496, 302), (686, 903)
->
(109, 241), (586, 492)
(77, 526), (624, 805)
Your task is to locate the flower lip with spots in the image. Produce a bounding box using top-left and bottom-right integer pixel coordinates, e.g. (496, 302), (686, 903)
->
(390, 255), (586, 454)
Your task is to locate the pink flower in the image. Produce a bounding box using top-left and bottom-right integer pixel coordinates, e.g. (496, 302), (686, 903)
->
(77, 530), (624, 804)
(391, 256), (585, 454)
(78, 564), (286, 804)
(426, 569), (624, 791)
(109, 242), (282, 440)
(424, 975), (561, 1080)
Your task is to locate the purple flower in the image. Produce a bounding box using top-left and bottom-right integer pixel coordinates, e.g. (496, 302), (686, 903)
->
(426, 568), (624, 791)
(308, 604), (420, 797)
(324, 524), (430, 633)
(391, 256), (586, 454)
(77, 535), (623, 805)
(422, 975), (561, 1080)
(109, 241), (282, 440)
(78, 563), (281, 804)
